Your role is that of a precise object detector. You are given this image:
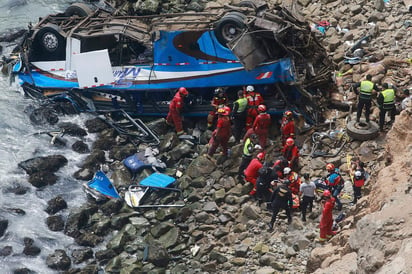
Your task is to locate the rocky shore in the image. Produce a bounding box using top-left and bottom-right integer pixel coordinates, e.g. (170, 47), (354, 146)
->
(0, 0), (411, 273)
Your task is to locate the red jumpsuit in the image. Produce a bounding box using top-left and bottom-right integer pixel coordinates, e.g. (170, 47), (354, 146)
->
(208, 115), (232, 156)
(207, 95), (228, 128)
(319, 197), (336, 240)
(244, 158), (263, 195)
(166, 92), (185, 134)
(281, 117), (295, 145)
(245, 92), (264, 130)
(281, 144), (299, 171)
(252, 112), (271, 148)
(286, 171), (301, 195)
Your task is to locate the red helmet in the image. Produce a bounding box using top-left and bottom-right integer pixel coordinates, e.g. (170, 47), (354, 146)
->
(284, 110), (293, 117)
(178, 87), (188, 96)
(286, 138), (294, 146)
(258, 104), (267, 112)
(326, 163), (335, 171)
(322, 190), (331, 198)
(257, 152), (265, 161)
(217, 106), (230, 116)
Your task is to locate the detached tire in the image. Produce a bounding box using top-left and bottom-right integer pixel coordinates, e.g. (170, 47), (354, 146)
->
(346, 119), (379, 141)
(64, 3), (93, 17)
(214, 12), (247, 47)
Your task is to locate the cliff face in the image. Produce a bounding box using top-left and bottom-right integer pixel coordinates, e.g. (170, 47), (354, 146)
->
(310, 109), (412, 273)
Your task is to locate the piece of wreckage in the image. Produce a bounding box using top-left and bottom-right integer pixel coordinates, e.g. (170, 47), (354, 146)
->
(4, 1), (335, 123)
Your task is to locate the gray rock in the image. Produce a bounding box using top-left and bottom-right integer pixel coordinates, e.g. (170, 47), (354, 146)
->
(46, 249), (71, 271)
(255, 267), (276, 274)
(72, 140), (90, 153)
(95, 249), (117, 264)
(75, 232), (104, 247)
(0, 246), (12, 257)
(234, 244), (249, 257)
(204, 201), (219, 212)
(186, 155), (216, 178)
(214, 188), (226, 202)
(71, 248), (93, 264)
(155, 207), (178, 221)
(64, 204), (98, 238)
(145, 244), (170, 267)
(159, 227), (180, 248)
(209, 250), (228, 263)
(18, 155), (67, 175)
(107, 228), (129, 253)
(151, 222), (174, 238)
(241, 204), (260, 220)
(46, 215), (65, 231)
(45, 196), (67, 215)
(129, 216), (150, 227)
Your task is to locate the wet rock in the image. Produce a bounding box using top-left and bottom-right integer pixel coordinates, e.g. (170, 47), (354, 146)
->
(13, 268), (34, 274)
(85, 118), (110, 133)
(0, 246), (12, 256)
(58, 122), (87, 137)
(100, 199), (123, 216)
(73, 168), (94, 181)
(71, 248), (93, 264)
(75, 232), (104, 247)
(46, 249), (71, 271)
(23, 238), (41, 256)
(45, 196), (67, 214)
(0, 219), (8, 237)
(72, 141), (90, 154)
(65, 204), (98, 238)
(145, 243), (170, 267)
(28, 171), (58, 187)
(95, 249), (117, 264)
(18, 155), (68, 175)
(3, 184), (29, 195)
(4, 208), (25, 216)
(80, 150), (106, 170)
(46, 215), (65, 231)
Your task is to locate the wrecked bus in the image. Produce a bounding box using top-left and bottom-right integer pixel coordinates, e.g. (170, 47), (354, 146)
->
(7, 1), (335, 122)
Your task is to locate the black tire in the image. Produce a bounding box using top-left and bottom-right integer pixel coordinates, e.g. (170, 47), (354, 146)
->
(64, 3), (93, 17)
(346, 119), (379, 141)
(238, 0), (257, 9)
(214, 12), (247, 47)
(32, 24), (66, 61)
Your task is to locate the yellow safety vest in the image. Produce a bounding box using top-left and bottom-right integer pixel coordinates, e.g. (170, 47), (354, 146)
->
(359, 80), (373, 99)
(243, 137), (253, 156)
(235, 97), (248, 113)
(381, 89), (395, 109)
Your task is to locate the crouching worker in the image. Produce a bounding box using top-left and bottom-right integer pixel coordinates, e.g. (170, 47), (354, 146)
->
(319, 190), (336, 242)
(268, 180), (293, 231)
(243, 152), (265, 196)
(256, 161), (277, 207)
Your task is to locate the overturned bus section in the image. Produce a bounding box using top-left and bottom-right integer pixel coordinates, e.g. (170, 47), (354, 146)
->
(6, 1), (335, 123)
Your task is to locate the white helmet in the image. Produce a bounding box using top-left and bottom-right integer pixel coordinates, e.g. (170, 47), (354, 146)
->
(246, 85), (254, 92)
(283, 167), (291, 175)
(354, 170), (362, 177)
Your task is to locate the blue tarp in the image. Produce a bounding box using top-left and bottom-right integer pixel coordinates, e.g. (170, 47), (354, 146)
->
(87, 171), (120, 199)
(139, 173), (176, 188)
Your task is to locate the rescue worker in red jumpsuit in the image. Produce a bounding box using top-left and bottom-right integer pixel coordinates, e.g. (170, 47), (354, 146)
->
(281, 137), (299, 171)
(319, 190), (336, 242)
(243, 104), (271, 148)
(245, 85), (264, 130)
(244, 152), (265, 195)
(166, 87), (188, 135)
(207, 87), (228, 129)
(272, 157), (289, 179)
(280, 110), (295, 145)
(283, 167), (301, 195)
(207, 106), (232, 157)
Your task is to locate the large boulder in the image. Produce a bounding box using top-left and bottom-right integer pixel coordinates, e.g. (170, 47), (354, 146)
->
(18, 155), (68, 175)
(45, 196), (67, 214)
(46, 249), (71, 271)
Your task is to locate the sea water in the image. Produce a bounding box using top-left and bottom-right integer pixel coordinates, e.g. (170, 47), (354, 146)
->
(0, 1), (97, 272)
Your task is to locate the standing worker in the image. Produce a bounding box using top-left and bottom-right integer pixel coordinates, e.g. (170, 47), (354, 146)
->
(256, 161), (277, 207)
(351, 162), (367, 205)
(299, 173), (316, 222)
(268, 180), (293, 231)
(319, 190), (336, 242)
(354, 74), (375, 123)
(281, 137), (300, 171)
(377, 83), (396, 132)
(251, 104), (271, 148)
(232, 90), (248, 142)
(245, 85), (264, 130)
(166, 87), (188, 135)
(325, 163), (344, 211)
(208, 106), (232, 157)
(280, 110), (295, 145)
(237, 134), (261, 178)
(207, 87), (228, 130)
